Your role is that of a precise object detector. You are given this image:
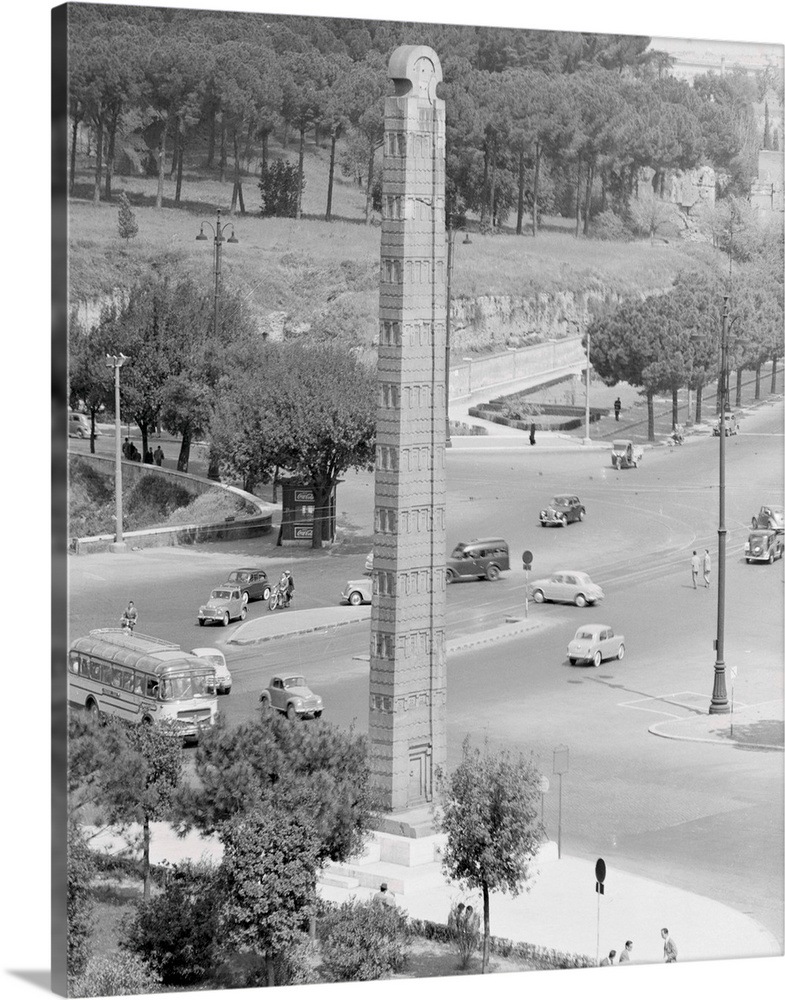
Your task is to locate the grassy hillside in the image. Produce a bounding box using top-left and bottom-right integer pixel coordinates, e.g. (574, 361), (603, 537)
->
(68, 133), (718, 349)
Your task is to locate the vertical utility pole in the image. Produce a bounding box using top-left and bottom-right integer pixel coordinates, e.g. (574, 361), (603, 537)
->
(106, 353), (129, 554)
(709, 296), (730, 714)
(582, 328), (591, 444)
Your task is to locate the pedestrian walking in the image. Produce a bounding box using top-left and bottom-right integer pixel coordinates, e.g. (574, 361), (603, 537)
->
(661, 928), (678, 963)
(144, 448), (154, 464)
(529, 421), (536, 446)
(153, 445), (164, 466)
(702, 549), (711, 588)
(614, 397), (621, 421)
(690, 551), (700, 588)
(122, 437), (130, 459)
(619, 940), (633, 963)
(599, 949), (616, 966)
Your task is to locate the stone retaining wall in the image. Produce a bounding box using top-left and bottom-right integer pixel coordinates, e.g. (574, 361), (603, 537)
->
(450, 336), (586, 401)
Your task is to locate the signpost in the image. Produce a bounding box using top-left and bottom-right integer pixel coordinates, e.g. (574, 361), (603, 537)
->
(522, 550), (533, 619)
(595, 858), (606, 963)
(538, 774), (549, 833)
(553, 745), (569, 859)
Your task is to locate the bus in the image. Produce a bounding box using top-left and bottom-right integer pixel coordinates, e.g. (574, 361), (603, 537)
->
(68, 629), (219, 742)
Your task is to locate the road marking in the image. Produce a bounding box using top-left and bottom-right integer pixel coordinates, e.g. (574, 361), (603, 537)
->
(619, 692), (724, 719)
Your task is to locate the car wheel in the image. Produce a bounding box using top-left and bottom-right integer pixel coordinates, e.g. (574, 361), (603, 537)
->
(259, 694), (271, 714)
(286, 703), (298, 721)
(262, 585), (271, 601)
(445, 568), (456, 584)
(616, 644), (625, 661)
(222, 612), (230, 626)
(578, 509), (585, 521)
(746, 558), (751, 564)
(241, 591), (249, 605)
(486, 565), (501, 581)
(240, 606), (247, 620)
(313, 710), (322, 719)
(349, 591), (363, 606)
(198, 619), (205, 626)
(592, 650), (602, 668)
(574, 593), (587, 608)
(769, 553), (774, 564)
(533, 589), (545, 604)
(569, 657), (577, 665)
(752, 517), (758, 529)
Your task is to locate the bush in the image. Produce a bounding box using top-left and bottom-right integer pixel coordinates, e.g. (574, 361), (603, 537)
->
(69, 951), (161, 996)
(260, 159), (303, 218)
(319, 898), (410, 981)
(67, 825), (95, 978)
(447, 902), (481, 969)
(591, 209), (631, 242)
(122, 861), (219, 986)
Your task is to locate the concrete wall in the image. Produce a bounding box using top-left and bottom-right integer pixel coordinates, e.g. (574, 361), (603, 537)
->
(449, 336), (587, 401)
(69, 454), (276, 554)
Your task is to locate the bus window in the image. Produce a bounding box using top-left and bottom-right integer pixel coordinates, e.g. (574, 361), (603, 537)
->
(111, 667), (124, 688)
(89, 659), (102, 681)
(144, 677), (159, 699)
(121, 670), (134, 692)
(101, 663), (113, 685)
(161, 677), (192, 701)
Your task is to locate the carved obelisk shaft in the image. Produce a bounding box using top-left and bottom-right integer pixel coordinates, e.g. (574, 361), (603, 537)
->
(369, 46), (447, 812)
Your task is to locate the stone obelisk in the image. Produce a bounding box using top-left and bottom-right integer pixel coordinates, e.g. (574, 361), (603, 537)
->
(368, 46), (447, 815)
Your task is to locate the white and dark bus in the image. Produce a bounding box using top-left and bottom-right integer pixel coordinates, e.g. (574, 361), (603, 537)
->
(68, 629), (219, 742)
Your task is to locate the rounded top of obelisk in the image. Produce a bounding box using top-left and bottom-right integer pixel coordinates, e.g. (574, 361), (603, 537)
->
(388, 45), (442, 101)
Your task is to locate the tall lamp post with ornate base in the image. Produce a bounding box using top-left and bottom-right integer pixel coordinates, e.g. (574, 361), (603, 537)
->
(196, 210), (238, 479)
(106, 352), (130, 554)
(709, 295), (732, 715)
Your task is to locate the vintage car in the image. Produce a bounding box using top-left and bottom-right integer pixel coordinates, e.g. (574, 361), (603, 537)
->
(198, 586), (247, 627)
(259, 675), (323, 720)
(68, 411), (101, 438)
(567, 624), (625, 667)
(190, 646), (233, 694)
(713, 411), (739, 436)
(751, 505), (784, 532)
(341, 578), (372, 606)
(446, 538), (510, 583)
(530, 570), (604, 608)
(611, 440), (643, 469)
(745, 530), (785, 564)
(225, 567), (271, 603)
(539, 495), (586, 527)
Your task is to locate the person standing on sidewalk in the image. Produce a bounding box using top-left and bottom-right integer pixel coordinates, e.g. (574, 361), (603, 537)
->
(690, 551), (700, 588)
(529, 421), (536, 446)
(614, 397), (621, 421)
(702, 549), (711, 588)
(599, 949), (616, 966)
(619, 940), (633, 963)
(661, 928), (678, 963)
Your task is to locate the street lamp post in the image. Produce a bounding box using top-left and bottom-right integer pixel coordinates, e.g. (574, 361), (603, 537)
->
(197, 210), (238, 479)
(582, 328), (591, 445)
(196, 209), (239, 340)
(105, 352), (129, 554)
(709, 296), (731, 715)
(445, 225), (471, 447)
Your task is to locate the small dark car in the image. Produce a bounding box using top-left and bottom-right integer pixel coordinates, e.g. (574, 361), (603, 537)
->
(225, 568), (271, 604)
(539, 495), (585, 527)
(745, 530), (784, 564)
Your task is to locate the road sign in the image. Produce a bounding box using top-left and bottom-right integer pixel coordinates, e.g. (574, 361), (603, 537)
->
(553, 745), (569, 775)
(538, 775), (550, 794)
(595, 857), (606, 895)
(522, 549), (533, 570)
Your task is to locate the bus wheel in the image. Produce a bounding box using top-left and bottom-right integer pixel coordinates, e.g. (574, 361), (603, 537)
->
(141, 715), (153, 725)
(87, 700), (100, 722)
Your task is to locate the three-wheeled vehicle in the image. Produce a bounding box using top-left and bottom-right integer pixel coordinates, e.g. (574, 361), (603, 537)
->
(611, 440), (643, 470)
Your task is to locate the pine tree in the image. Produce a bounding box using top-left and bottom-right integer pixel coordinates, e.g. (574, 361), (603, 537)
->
(117, 192), (139, 242)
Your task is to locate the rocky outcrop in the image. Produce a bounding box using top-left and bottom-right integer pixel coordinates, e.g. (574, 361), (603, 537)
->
(449, 287), (625, 353)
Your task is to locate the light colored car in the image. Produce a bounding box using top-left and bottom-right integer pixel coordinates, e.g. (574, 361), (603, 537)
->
(68, 411), (100, 438)
(751, 505), (784, 532)
(259, 675), (323, 720)
(341, 578), (372, 606)
(198, 586), (247, 627)
(190, 647), (232, 694)
(568, 624), (625, 667)
(745, 530), (785, 564)
(530, 571), (604, 608)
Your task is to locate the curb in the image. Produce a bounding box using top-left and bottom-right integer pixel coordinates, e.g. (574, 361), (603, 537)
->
(229, 611), (370, 645)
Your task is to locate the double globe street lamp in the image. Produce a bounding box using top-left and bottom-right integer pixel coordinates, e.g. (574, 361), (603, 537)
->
(196, 209), (239, 341)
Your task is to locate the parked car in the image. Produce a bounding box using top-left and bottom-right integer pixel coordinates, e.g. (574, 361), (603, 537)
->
(341, 578), (372, 606)
(567, 624), (625, 667)
(530, 571), (604, 608)
(745, 529), (785, 564)
(259, 675), (323, 720)
(751, 505), (784, 532)
(446, 538), (510, 583)
(539, 495), (585, 527)
(611, 440), (643, 469)
(225, 567), (271, 603)
(68, 411), (100, 438)
(198, 586), (247, 626)
(190, 647), (232, 694)
(713, 411), (739, 436)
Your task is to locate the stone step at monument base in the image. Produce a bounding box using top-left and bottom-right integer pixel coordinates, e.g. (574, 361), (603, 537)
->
(319, 871), (361, 890)
(320, 857), (447, 896)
